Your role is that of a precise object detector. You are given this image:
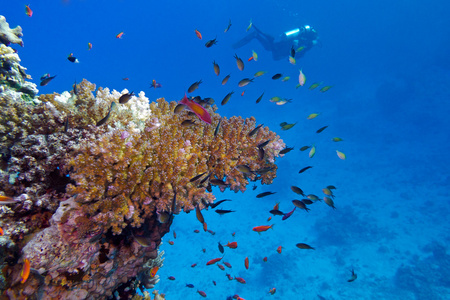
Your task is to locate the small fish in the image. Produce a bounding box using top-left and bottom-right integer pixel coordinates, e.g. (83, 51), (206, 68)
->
(298, 69), (306, 86)
(180, 94), (212, 124)
(213, 61), (220, 76)
(224, 19), (232, 32)
(195, 29), (202, 39)
(218, 242), (224, 254)
(297, 46), (306, 52)
(168, 240), (174, 245)
(296, 243), (315, 250)
(291, 46), (296, 57)
(209, 199), (231, 209)
(252, 50), (258, 61)
(322, 188), (333, 197)
(195, 205), (205, 224)
(118, 91), (134, 104)
(309, 82), (321, 90)
(307, 113), (320, 120)
(246, 19), (253, 31)
(254, 70), (267, 77)
(186, 283), (194, 288)
(96, 102), (116, 126)
(173, 231), (177, 239)
(256, 191), (276, 198)
(280, 122), (296, 131)
(150, 266), (160, 277)
(191, 263), (197, 268)
(244, 257), (249, 269)
(348, 269), (357, 282)
(320, 85), (333, 92)
(174, 103), (186, 114)
(226, 273), (233, 280)
(20, 259), (31, 283)
(276, 98), (292, 105)
(0, 227), (3, 236)
(181, 119), (196, 127)
(205, 38), (218, 48)
(213, 280), (217, 286)
(224, 262), (232, 268)
(235, 277), (246, 284)
(122, 77), (129, 81)
(168, 276), (176, 280)
(331, 137), (343, 142)
(224, 241), (238, 249)
(252, 185), (257, 190)
(336, 150), (346, 160)
(221, 91), (234, 106)
(292, 200), (310, 212)
(238, 78), (253, 87)
(323, 196), (336, 209)
(25, 5), (33, 17)
(210, 178), (228, 187)
(215, 209), (235, 215)
(257, 147), (264, 161)
(194, 229), (200, 233)
(221, 74), (231, 85)
(150, 80), (162, 88)
(289, 56), (296, 65)
(214, 118), (222, 136)
(252, 224), (274, 232)
(299, 166), (313, 174)
(282, 207), (296, 220)
(291, 186), (305, 196)
(188, 80), (202, 93)
(316, 125), (328, 133)
(257, 140), (271, 148)
(67, 53), (79, 63)
(277, 246), (283, 254)
(255, 92), (264, 104)
(236, 165), (253, 175)
(279, 147), (294, 154)
(327, 185), (337, 190)
(206, 257), (222, 265)
(282, 76), (291, 82)
(234, 54), (244, 71)
(40, 75), (57, 86)
(300, 145), (311, 151)
(307, 194), (320, 201)
(301, 199), (314, 205)
(218, 264), (225, 270)
(309, 146), (316, 158)
(248, 124), (263, 137)
(88, 42), (92, 50)
(269, 288), (277, 295)
(269, 209), (284, 216)
(241, 90), (245, 96)
(272, 73), (282, 80)
(116, 32), (124, 39)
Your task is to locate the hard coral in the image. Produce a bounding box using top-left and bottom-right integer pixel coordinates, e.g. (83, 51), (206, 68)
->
(0, 16), (23, 46)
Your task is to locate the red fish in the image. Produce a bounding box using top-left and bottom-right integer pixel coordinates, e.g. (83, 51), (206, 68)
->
(191, 263), (197, 268)
(282, 207), (296, 220)
(263, 257), (268, 262)
(150, 266), (159, 277)
(224, 241), (237, 249)
(252, 224), (274, 232)
(21, 259), (31, 284)
(248, 56), (254, 62)
(218, 264), (225, 270)
(224, 262), (232, 268)
(277, 246), (283, 254)
(25, 5), (33, 17)
(180, 94), (212, 124)
(168, 240), (174, 245)
(206, 257), (222, 265)
(116, 32), (124, 39)
(267, 216), (272, 221)
(244, 257), (249, 269)
(197, 290), (207, 297)
(0, 227), (3, 236)
(226, 273), (233, 280)
(235, 277), (246, 284)
(195, 29), (202, 40)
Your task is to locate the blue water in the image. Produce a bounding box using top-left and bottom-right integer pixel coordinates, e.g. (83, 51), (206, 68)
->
(3, 1), (450, 299)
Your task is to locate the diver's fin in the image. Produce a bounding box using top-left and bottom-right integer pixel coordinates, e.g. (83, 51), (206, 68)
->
(232, 31), (257, 49)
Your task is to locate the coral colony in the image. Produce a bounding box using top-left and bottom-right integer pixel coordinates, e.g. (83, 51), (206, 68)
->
(0, 16), (284, 298)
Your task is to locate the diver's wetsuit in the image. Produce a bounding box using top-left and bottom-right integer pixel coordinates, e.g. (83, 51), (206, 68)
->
(233, 25), (318, 61)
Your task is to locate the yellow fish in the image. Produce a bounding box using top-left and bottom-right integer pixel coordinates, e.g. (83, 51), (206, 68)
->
(307, 113), (320, 120)
(254, 70), (267, 77)
(309, 146), (316, 158)
(320, 85), (333, 92)
(289, 56), (296, 65)
(246, 19), (253, 31)
(336, 150), (346, 160)
(331, 137), (343, 142)
(308, 82), (321, 90)
(252, 50), (258, 61)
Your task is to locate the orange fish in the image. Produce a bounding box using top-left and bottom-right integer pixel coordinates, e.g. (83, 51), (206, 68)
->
(248, 56), (254, 62)
(273, 202), (280, 210)
(25, 5), (33, 17)
(224, 241), (237, 249)
(150, 266), (159, 277)
(0, 195), (16, 204)
(88, 42), (92, 50)
(267, 216), (272, 221)
(195, 29), (202, 40)
(0, 227), (3, 236)
(241, 91), (245, 96)
(231, 232), (236, 237)
(252, 224), (274, 232)
(269, 288), (276, 295)
(206, 257), (222, 265)
(195, 204), (204, 224)
(203, 222), (208, 232)
(244, 257), (249, 269)
(20, 259), (30, 284)
(235, 277), (246, 284)
(180, 94), (212, 124)
(277, 246), (283, 254)
(116, 32), (124, 39)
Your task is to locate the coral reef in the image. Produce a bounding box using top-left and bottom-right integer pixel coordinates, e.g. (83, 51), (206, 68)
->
(0, 16), (23, 47)
(0, 15), (284, 299)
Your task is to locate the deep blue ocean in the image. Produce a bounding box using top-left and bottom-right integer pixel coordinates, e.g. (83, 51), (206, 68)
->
(3, 1), (450, 299)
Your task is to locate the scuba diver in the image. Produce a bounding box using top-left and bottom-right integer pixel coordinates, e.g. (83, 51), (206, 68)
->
(233, 24), (319, 61)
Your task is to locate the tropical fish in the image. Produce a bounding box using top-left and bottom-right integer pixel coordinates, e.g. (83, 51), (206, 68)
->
(190, 263), (197, 268)
(257, 139), (271, 148)
(195, 29), (202, 39)
(252, 224), (274, 232)
(291, 186), (305, 196)
(292, 200), (310, 212)
(39, 75), (56, 86)
(88, 42), (92, 50)
(299, 166), (313, 174)
(327, 185), (337, 190)
(221, 91), (234, 106)
(221, 74), (231, 85)
(150, 266), (160, 277)
(316, 125), (328, 133)
(309, 82), (321, 90)
(297, 46), (306, 52)
(218, 264), (225, 270)
(173, 231), (177, 239)
(308, 146), (316, 158)
(241, 90), (245, 96)
(276, 98), (292, 105)
(205, 38), (218, 48)
(195, 205), (205, 224)
(181, 119), (196, 127)
(122, 77), (129, 81)
(224, 19), (232, 32)
(168, 240), (174, 245)
(277, 246), (283, 254)
(291, 46), (296, 57)
(226, 273), (233, 280)
(151, 80), (162, 88)
(236, 165), (253, 175)
(218, 242), (224, 254)
(348, 269), (357, 282)
(168, 276), (176, 280)
(215, 209), (235, 215)
(289, 56), (296, 65)
(224, 241), (238, 249)
(282, 76), (290, 82)
(213, 61), (220, 76)
(116, 32), (124, 39)
(235, 277), (246, 284)
(246, 19), (253, 31)
(307, 113), (320, 120)
(307, 194), (320, 201)
(187, 80), (202, 93)
(256, 191), (276, 198)
(279, 146), (294, 154)
(282, 207), (296, 220)
(331, 137), (343, 142)
(252, 50), (258, 61)
(206, 257), (222, 265)
(222, 261), (231, 268)
(323, 196), (336, 209)
(209, 199), (232, 209)
(269, 209), (284, 216)
(248, 124), (263, 136)
(254, 70), (267, 77)
(298, 69), (306, 86)
(336, 150), (346, 160)
(296, 243), (315, 250)
(96, 102), (116, 126)
(320, 85), (333, 92)
(186, 283), (195, 288)
(301, 199), (314, 205)
(280, 122), (296, 130)
(25, 5), (33, 17)
(263, 257), (268, 262)
(67, 53), (79, 63)
(118, 91), (134, 104)
(180, 94), (212, 124)
(20, 259), (30, 283)
(322, 188), (334, 197)
(272, 73), (282, 80)
(234, 54), (244, 71)
(0, 227), (3, 236)
(174, 103), (186, 114)
(214, 118), (222, 136)
(269, 288), (277, 295)
(255, 92), (264, 104)
(300, 145), (311, 151)
(238, 78), (253, 87)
